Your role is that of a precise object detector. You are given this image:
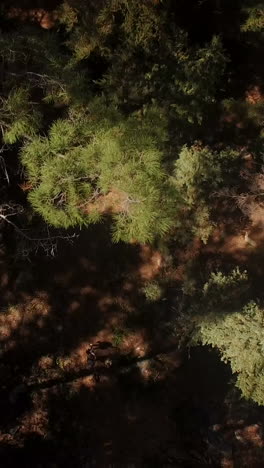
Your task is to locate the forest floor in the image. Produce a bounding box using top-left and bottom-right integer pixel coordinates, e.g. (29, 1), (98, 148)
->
(0, 222), (264, 467)
(1, 2), (264, 466)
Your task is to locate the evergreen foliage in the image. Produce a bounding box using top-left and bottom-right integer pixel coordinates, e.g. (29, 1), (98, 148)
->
(100, 33), (226, 127)
(241, 1), (264, 33)
(202, 268), (249, 311)
(173, 145), (239, 243)
(58, 0), (164, 59)
(176, 268), (263, 405)
(0, 88), (41, 143)
(195, 301), (264, 405)
(142, 281), (164, 302)
(0, 28), (89, 108)
(21, 102), (179, 242)
(174, 145), (240, 205)
(58, 1), (226, 130)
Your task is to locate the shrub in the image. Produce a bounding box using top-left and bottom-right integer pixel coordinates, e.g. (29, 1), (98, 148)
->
(202, 267), (249, 311)
(194, 301), (264, 405)
(142, 281), (164, 302)
(112, 327), (128, 347)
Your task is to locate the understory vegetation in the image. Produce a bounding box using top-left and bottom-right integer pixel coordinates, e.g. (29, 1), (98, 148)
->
(1, 0), (264, 466)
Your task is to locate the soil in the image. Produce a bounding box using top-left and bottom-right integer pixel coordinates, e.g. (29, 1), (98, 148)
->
(6, 8), (58, 29)
(0, 221), (264, 467)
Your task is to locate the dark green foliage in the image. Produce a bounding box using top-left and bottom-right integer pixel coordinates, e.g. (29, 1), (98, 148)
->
(0, 28), (89, 108)
(173, 144), (239, 243)
(166, 265), (264, 405)
(174, 145), (240, 205)
(194, 301), (264, 405)
(176, 268), (264, 405)
(100, 32), (226, 128)
(201, 268), (250, 312)
(58, 1), (226, 132)
(0, 87), (41, 143)
(58, 0), (164, 59)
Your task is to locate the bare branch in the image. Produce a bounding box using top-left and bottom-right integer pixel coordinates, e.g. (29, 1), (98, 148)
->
(0, 212), (76, 242)
(0, 204), (77, 257)
(6, 71), (66, 93)
(77, 188), (101, 208)
(0, 145), (10, 184)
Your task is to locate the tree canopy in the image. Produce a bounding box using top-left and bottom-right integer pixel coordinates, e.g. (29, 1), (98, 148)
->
(21, 102), (179, 242)
(1, 0), (264, 410)
(195, 300), (264, 405)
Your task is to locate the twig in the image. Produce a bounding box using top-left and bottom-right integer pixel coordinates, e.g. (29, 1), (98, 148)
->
(0, 157), (10, 184)
(0, 213), (76, 242)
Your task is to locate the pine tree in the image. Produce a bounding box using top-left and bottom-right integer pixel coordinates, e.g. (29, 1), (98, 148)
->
(195, 300), (264, 405)
(172, 144), (239, 243)
(174, 144), (240, 205)
(21, 101), (179, 242)
(57, 1), (227, 132)
(177, 268), (264, 404)
(57, 0), (163, 60)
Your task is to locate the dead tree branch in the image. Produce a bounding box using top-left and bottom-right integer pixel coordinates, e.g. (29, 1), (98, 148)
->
(0, 204), (77, 256)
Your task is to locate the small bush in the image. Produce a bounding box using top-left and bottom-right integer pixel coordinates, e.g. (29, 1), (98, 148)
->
(142, 281), (164, 302)
(112, 327), (128, 347)
(202, 267), (249, 311)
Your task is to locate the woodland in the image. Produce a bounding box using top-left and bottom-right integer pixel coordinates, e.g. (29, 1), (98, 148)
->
(0, 0), (264, 467)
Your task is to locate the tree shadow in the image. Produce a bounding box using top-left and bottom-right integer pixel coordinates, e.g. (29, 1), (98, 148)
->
(0, 224), (140, 378)
(0, 218), (263, 466)
(0, 344), (235, 467)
